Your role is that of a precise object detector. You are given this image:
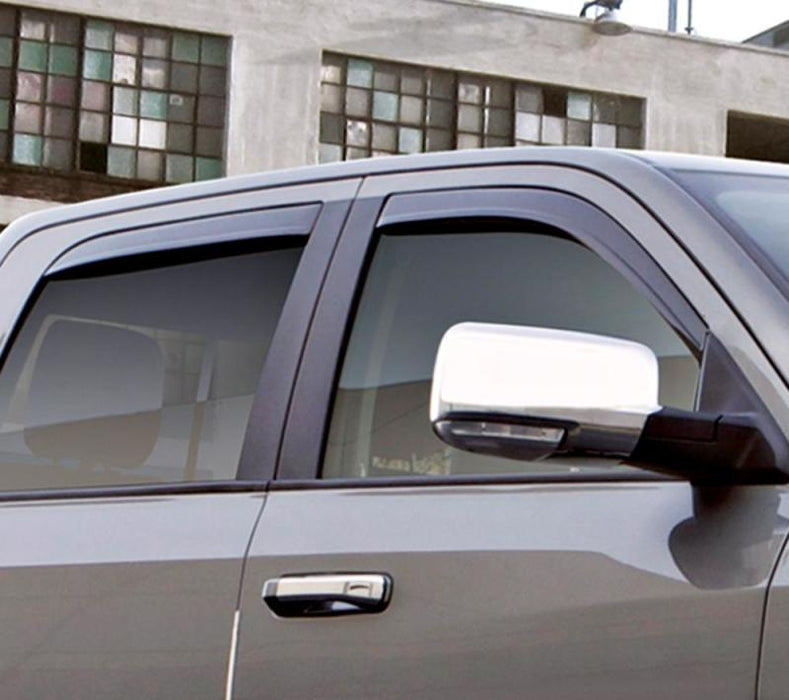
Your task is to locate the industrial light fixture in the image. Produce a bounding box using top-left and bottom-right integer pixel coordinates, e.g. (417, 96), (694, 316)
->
(580, 0), (632, 36)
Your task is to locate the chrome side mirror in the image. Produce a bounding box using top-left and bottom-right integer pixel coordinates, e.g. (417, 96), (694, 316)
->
(430, 323), (661, 461)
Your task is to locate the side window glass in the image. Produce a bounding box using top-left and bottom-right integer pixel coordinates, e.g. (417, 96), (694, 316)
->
(0, 243), (303, 490)
(323, 230), (699, 479)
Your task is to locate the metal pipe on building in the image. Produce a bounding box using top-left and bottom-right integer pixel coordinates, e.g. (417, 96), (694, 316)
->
(668, 0), (677, 32)
(685, 0), (694, 35)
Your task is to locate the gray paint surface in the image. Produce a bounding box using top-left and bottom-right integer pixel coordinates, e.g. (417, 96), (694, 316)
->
(235, 484), (788, 698)
(0, 492), (264, 699)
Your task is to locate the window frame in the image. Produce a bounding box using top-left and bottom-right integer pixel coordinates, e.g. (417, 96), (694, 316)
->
(0, 177), (360, 500)
(275, 170), (707, 485)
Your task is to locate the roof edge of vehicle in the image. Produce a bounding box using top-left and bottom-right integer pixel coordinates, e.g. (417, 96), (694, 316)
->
(1, 146), (785, 253)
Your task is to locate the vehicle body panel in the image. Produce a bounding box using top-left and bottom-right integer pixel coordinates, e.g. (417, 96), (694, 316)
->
(231, 156), (789, 698)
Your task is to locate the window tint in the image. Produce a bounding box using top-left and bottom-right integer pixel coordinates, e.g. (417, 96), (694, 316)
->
(0, 244), (302, 490)
(323, 230), (698, 479)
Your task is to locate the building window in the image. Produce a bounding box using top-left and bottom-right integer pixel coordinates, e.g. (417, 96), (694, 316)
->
(0, 4), (228, 184)
(319, 52), (644, 163)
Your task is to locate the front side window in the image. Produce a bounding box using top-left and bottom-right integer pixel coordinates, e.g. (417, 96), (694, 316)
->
(0, 243), (302, 490)
(323, 229), (698, 479)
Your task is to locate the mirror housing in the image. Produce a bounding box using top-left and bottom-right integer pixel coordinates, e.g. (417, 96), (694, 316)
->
(430, 323), (789, 484)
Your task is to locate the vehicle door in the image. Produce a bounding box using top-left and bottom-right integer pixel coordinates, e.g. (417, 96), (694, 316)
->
(0, 177), (358, 699)
(232, 163), (789, 700)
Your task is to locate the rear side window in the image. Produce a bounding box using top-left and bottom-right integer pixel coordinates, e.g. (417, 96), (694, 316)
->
(323, 229), (698, 479)
(0, 243), (303, 491)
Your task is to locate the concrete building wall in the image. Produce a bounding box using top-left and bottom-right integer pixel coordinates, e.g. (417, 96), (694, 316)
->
(7, 0), (789, 177)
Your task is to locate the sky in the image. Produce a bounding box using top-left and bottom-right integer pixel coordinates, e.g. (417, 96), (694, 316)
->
(496, 1), (787, 42)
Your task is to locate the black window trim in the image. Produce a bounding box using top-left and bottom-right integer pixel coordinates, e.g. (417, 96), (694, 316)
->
(276, 184), (708, 483)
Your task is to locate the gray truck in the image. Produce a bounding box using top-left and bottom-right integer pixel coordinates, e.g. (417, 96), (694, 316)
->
(0, 147), (787, 698)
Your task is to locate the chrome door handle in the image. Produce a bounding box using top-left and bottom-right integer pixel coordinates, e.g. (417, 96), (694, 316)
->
(262, 573), (393, 617)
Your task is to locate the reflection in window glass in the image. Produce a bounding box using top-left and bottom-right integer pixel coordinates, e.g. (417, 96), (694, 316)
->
(323, 232), (698, 479)
(0, 245), (303, 491)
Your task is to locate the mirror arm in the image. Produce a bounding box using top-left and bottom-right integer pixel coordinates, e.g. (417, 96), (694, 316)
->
(630, 408), (789, 485)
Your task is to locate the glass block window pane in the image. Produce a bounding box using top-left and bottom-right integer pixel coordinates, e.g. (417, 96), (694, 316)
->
(114, 25), (140, 55)
(0, 37), (13, 67)
(52, 16), (80, 45)
(166, 153), (193, 182)
(372, 123), (397, 151)
(168, 123), (193, 153)
(321, 84), (343, 114)
(400, 69), (424, 96)
(142, 59), (168, 89)
(200, 36), (227, 67)
(172, 33), (200, 63)
(111, 114), (137, 145)
(107, 145), (135, 177)
(346, 120), (369, 148)
(541, 116), (566, 145)
(13, 133), (42, 165)
(171, 62), (198, 93)
(45, 106), (73, 138)
(20, 12), (47, 41)
(0, 7), (15, 37)
(82, 81), (110, 111)
(113, 86), (138, 116)
(400, 96), (423, 125)
(43, 137), (71, 169)
(458, 79), (482, 104)
(19, 41), (47, 72)
(168, 94), (195, 123)
(140, 91), (167, 119)
(345, 87), (369, 118)
(347, 58), (373, 88)
(319, 143), (342, 163)
(516, 84), (542, 113)
(373, 65), (398, 92)
(428, 71), (454, 100)
(0, 99), (9, 129)
(112, 53), (137, 85)
(48, 45), (78, 76)
(84, 50), (112, 81)
(143, 29), (168, 58)
(592, 122), (617, 148)
(515, 112), (540, 142)
(15, 103), (41, 133)
(195, 156), (222, 180)
(139, 119), (166, 149)
(79, 111), (108, 142)
(618, 97), (643, 127)
(137, 149), (163, 180)
(321, 55), (344, 85)
(457, 133), (481, 149)
(199, 66), (225, 96)
(593, 95), (618, 123)
(373, 92), (398, 122)
(196, 126), (222, 157)
(197, 97), (224, 127)
(398, 126), (422, 153)
(567, 92), (592, 121)
(85, 20), (113, 51)
(617, 125), (642, 148)
(17, 72), (44, 102)
(567, 119), (591, 146)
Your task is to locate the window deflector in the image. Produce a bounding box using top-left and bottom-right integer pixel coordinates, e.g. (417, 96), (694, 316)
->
(46, 203), (320, 276)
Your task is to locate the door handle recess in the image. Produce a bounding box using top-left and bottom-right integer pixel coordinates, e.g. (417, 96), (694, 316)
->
(262, 573), (393, 617)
